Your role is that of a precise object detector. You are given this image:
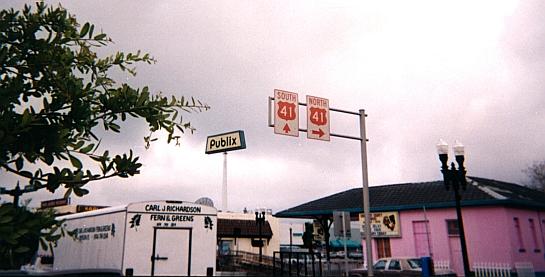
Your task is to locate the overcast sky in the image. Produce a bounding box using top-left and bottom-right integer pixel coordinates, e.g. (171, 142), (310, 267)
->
(2, 0), (545, 213)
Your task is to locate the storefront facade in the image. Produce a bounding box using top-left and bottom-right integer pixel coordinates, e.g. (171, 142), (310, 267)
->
(276, 177), (545, 276)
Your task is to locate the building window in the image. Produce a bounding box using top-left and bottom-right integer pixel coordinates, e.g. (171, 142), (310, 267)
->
(376, 238), (391, 258)
(446, 219), (459, 236)
(529, 219), (540, 253)
(514, 217), (525, 252)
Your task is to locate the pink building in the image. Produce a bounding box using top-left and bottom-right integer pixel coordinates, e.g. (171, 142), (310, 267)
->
(277, 177), (545, 276)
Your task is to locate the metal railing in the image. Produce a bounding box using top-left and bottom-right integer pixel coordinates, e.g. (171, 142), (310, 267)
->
(515, 262), (535, 277)
(219, 250), (368, 276)
(273, 251), (323, 277)
(434, 260), (451, 272)
(217, 250), (275, 275)
(473, 262), (511, 277)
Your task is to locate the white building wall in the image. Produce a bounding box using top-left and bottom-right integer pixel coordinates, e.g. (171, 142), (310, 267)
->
(218, 211), (281, 257)
(278, 219), (310, 246)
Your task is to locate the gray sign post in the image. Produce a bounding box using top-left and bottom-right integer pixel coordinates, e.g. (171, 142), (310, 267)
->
(334, 211), (351, 277)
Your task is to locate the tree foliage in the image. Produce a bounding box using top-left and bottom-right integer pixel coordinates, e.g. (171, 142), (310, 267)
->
(0, 3), (209, 268)
(524, 160), (545, 192)
(0, 203), (63, 270)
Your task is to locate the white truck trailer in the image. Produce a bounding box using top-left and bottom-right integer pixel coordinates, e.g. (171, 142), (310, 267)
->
(49, 200), (217, 276)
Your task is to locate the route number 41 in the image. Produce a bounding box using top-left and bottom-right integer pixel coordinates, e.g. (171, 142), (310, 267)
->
(277, 101), (297, 121)
(309, 107), (327, 126)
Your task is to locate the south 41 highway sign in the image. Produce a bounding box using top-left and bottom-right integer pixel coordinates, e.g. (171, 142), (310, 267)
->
(274, 89), (299, 137)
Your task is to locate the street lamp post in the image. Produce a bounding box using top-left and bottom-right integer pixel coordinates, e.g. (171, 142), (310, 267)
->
(255, 211), (266, 263)
(289, 226), (293, 251)
(0, 183), (37, 207)
(436, 140), (471, 277)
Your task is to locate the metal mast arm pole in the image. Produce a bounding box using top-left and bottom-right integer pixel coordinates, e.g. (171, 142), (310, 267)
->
(360, 109), (373, 277)
(342, 212), (349, 277)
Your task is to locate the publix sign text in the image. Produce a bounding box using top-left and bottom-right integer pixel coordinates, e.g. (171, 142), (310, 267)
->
(205, 130), (246, 154)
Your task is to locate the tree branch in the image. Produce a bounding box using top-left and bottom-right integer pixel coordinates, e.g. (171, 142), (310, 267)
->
(1, 163), (122, 187)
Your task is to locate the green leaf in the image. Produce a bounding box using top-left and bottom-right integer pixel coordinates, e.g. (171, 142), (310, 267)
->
(44, 153), (54, 165)
(88, 24), (94, 39)
(90, 155), (103, 162)
(16, 228), (29, 236)
(69, 155), (82, 169)
(15, 156), (24, 170)
(0, 206), (11, 216)
(14, 246), (31, 253)
(80, 144), (94, 154)
(94, 33), (107, 40)
(0, 216), (14, 224)
(73, 187), (89, 197)
(6, 237), (18, 245)
(39, 238), (49, 251)
(72, 140), (85, 150)
(21, 171), (33, 178)
(109, 122), (120, 133)
(22, 109), (31, 125)
(80, 22), (90, 38)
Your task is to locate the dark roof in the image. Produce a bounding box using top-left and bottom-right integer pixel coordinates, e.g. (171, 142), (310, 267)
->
(275, 176), (545, 218)
(218, 218), (273, 239)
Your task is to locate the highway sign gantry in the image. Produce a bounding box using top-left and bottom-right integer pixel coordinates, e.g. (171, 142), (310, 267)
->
(268, 91), (372, 275)
(306, 95), (330, 141)
(274, 89), (299, 137)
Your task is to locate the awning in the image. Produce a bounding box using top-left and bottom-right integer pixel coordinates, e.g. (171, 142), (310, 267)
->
(329, 239), (361, 249)
(217, 218), (273, 239)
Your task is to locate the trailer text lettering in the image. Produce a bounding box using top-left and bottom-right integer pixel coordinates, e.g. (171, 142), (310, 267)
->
(150, 214), (194, 222)
(145, 204), (202, 213)
(171, 215), (194, 222)
(74, 224), (114, 241)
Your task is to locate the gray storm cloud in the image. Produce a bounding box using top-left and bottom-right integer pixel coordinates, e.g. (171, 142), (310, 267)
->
(1, 0), (544, 212)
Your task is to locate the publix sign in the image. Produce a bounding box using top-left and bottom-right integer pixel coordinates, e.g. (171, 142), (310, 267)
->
(205, 130), (246, 154)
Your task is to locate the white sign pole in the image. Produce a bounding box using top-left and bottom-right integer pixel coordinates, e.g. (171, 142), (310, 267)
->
(360, 109), (373, 277)
(222, 152), (228, 212)
(206, 130), (246, 212)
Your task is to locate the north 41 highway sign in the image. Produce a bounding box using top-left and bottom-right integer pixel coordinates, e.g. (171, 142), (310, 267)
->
(306, 95), (330, 141)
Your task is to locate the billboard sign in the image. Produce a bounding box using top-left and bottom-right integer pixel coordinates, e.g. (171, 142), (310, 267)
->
(359, 211), (401, 237)
(41, 198), (70, 209)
